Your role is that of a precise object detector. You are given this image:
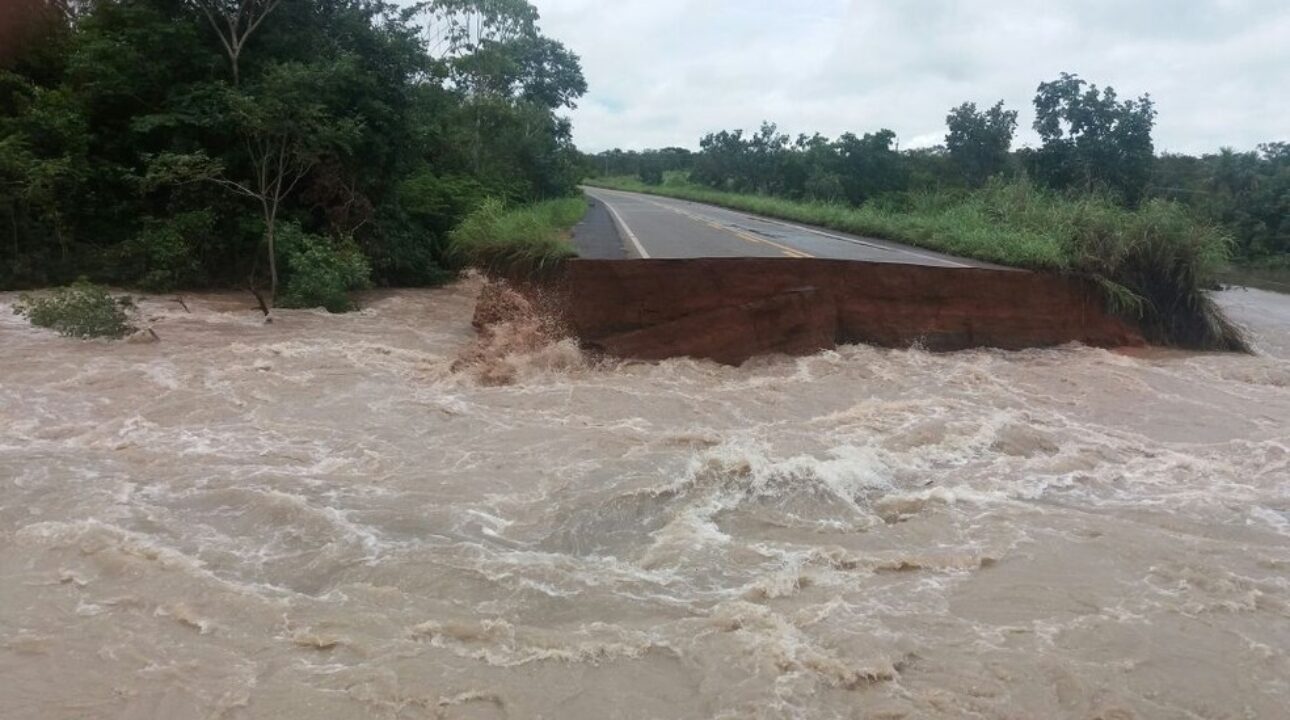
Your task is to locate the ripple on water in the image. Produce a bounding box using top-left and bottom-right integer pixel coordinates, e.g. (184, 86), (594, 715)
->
(1, 285), (1289, 719)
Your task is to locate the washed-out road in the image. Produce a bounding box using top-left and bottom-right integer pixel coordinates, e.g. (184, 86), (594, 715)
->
(577, 186), (991, 268)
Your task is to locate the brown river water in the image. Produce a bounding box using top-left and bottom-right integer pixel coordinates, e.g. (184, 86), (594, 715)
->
(2, 279), (1289, 720)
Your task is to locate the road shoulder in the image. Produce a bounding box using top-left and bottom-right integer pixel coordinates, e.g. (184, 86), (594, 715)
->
(570, 192), (627, 259)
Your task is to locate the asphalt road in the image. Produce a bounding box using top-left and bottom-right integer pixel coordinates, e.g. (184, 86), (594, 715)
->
(579, 186), (991, 268)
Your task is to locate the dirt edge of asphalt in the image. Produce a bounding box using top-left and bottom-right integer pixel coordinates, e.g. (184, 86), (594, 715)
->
(571, 192), (627, 259)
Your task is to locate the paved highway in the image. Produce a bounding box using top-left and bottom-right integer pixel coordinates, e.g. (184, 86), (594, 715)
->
(579, 186), (991, 268)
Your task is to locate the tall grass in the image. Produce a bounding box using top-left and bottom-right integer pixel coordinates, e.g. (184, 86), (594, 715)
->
(587, 176), (1246, 350)
(449, 197), (586, 276)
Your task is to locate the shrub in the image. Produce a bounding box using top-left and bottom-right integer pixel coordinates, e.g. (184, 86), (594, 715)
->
(13, 281), (136, 338)
(448, 197), (584, 276)
(639, 163), (663, 186)
(117, 210), (215, 291)
(1063, 197), (1244, 349)
(276, 223), (372, 312)
(804, 170), (845, 203)
(363, 203), (455, 286)
(397, 169), (488, 237)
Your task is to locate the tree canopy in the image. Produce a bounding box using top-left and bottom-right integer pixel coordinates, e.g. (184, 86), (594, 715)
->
(0, 0), (587, 302)
(946, 100), (1017, 186)
(1029, 72), (1157, 203)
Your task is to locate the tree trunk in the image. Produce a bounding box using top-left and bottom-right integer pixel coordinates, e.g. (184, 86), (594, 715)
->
(473, 105), (482, 174)
(8, 201), (18, 260)
(265, 216), (277, 307)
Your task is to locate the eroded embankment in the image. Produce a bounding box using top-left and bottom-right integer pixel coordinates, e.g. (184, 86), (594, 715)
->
(486, 258), (1145, 364)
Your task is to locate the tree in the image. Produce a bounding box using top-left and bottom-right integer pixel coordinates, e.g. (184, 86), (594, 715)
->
(945, 100), (1017, 186)
(418, 0), (584, 176)
(0, 1), (61, 68)
(421, 0), (538, 61)
(691, 128), (746, 191)
(638, 154), (662, 185)
(187, 0), (281, 86)
(834, 129), (904, 204)
(220, 61), (360, 308)
(1032, 72), (1157, 203)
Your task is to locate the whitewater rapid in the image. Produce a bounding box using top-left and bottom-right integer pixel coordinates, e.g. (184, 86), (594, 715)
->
(1, 280), (1288, 719)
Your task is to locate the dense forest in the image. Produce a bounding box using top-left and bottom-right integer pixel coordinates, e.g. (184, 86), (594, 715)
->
(0, 0), (586, 307)
(586, 73), (1289, 264)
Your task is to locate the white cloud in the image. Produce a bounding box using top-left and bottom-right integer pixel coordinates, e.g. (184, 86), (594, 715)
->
(530, 0), (1290, 153)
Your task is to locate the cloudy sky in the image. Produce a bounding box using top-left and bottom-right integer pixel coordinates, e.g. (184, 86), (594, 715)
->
(527, 0), (1289, 154)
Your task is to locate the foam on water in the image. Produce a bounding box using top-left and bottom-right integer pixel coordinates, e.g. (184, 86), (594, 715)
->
(2, 281), (1289, 719)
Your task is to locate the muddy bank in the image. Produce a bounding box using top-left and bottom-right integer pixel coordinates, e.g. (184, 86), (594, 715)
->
(497, 258), (1144, 364)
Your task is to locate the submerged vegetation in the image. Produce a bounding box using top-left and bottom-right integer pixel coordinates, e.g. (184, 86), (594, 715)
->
(275, 224), (372, 313)
(448, 197), (584, 276)
(0, 0), (588, 310)
(13, 281), (136, 338)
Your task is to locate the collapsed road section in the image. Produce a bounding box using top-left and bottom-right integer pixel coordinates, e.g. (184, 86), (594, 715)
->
(486, 258), (1143, 365)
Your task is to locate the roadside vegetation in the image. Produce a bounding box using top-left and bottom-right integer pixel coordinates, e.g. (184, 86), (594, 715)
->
(584, 73), (1268, 350)
(13, 281), (136, 339)
(0, 0), (588, 312)
(449, 197), (585, 276)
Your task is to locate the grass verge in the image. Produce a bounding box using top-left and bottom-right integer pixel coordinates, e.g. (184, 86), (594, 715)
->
(448, 197), (586, 277)
(586, 176), (1247, 351)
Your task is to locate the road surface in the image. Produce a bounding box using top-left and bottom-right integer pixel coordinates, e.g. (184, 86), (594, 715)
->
(578, 186), (991, 268)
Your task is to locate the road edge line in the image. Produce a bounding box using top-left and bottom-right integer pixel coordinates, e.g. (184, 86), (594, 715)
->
(593, 191), (650, 259)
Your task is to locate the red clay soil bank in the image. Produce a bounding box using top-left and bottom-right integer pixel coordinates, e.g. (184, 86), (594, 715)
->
(512, 258), (1144, 365)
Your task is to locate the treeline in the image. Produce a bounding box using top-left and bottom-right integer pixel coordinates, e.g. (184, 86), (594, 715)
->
(0, 0), (587, 307)
(584, 73), (1288, 262)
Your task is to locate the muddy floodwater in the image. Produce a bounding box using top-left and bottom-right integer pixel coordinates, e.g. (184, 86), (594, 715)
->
(2, 280), (1289, 720)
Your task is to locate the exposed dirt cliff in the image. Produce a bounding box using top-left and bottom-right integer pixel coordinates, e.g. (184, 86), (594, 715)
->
(477, 258), (1144, 364)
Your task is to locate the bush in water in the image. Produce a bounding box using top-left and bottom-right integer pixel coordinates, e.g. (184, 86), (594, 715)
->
(276, 224), (372, 313)
(14, 281), (136, 339)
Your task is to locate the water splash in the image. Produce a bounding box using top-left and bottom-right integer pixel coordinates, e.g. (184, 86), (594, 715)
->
(1, 284), (1288, 719)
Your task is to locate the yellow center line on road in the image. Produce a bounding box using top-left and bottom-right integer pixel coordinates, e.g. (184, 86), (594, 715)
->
(639, 196), (813, 258)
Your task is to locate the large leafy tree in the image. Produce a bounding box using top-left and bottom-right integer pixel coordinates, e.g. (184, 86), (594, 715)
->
(1031, 72), (1157, 203)
(945, 100), (1017, 186)
(834, 129), (905, 204)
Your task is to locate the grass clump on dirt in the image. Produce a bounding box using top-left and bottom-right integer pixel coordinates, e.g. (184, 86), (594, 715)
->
(587, 176), (1246, 350)
(14, 281), (137, 339)
(448, 197), (586, 276)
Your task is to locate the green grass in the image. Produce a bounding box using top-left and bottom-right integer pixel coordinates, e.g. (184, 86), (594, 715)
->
(586, 176), (1246, 350)
(448, 197), (586, 277)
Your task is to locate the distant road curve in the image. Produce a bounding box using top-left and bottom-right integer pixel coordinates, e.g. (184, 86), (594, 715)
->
(577, 186), (994, 268)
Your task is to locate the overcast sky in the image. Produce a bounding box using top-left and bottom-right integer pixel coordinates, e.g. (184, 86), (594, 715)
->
(527, 0), (1289, 154)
